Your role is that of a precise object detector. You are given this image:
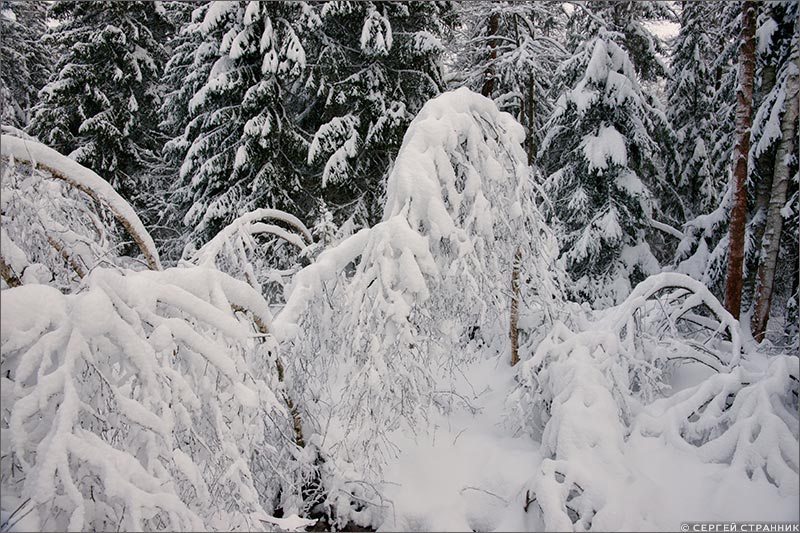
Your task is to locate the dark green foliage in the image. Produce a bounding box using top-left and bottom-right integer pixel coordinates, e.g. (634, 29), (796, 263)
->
(0, 1), (51, 128)
(29, 1), (172, 201)
(301, 1), (455, 226)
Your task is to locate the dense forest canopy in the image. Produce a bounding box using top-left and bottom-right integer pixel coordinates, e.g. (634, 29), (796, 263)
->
(0, 1), (798, 531)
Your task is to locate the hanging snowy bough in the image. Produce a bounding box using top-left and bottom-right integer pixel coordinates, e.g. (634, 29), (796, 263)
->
(0, 266), (309, 531)
(0, 134), (162, 273)
(187, 208), (313, 302)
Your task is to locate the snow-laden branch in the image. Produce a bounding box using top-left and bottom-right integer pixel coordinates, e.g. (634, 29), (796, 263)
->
(649, 217), (684, 240)
(605, 272), (742, 365)
(0, 135), (162, 271)
(0, 266), (303, 531)
(273, 227), (372, 341)
(193, 208), (313, 266)
(186, 208), (313, 300)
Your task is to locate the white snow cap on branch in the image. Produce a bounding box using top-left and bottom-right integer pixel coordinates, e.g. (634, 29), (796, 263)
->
(0, 134), (161, 270)
(1, 266), (294, 531)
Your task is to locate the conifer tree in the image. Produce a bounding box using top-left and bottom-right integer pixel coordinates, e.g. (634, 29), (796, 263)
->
(539, 2), (672, 306)
(30, 1), (172, 202)
(301, 1), (455, 226)
(672, 2), (741, 296)
(169, 1), (312, 252)
(666, 2), (719, 222)
(0, 0), (51, 128)
(450, 1), (566, 164)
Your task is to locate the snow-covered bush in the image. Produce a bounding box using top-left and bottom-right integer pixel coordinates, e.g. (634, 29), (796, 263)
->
(0, 134), (161, 291)
(274, 87), (564, 527)
(635, 354), (799, 496)
(0, 266), (311, 531)
(510, 272), (798, 530)
(381, 87), (563, 355)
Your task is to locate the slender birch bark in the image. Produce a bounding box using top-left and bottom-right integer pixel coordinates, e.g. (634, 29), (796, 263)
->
(751, 28), (800, 342)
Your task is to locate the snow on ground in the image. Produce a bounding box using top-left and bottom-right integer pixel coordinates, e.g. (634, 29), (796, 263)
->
(371, 354), (797, 532)
(379, 355), (541, 532)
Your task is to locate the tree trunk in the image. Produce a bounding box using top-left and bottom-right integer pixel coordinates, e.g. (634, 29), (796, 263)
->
(743, 2), (779, 303)
(0, 256), (23, 287)
(527, 72), (535, 166)
(481, 12), (500, 98)
(751, 30), (800, 343)
(743, 62), (777, 304)
(723, 0), (757, 319)
(509, 247), (522, 366)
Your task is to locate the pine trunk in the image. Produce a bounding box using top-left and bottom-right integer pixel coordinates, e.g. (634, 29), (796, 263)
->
(751, 33), (800, 343)
(723, 0), (757, 319)
(481, 12), (500, 98)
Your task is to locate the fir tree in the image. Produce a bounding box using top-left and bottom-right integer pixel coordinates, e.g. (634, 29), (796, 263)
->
(449, 1), (566, 164)
(0, 0), (51, 128)
(666, 2), (719, 222)
(168, 1), (312, 252)
(672, 2), (742, 296)
(30, 1), (172, 202)
(539, 3), (671, 306)
(301, 1), (455, 226)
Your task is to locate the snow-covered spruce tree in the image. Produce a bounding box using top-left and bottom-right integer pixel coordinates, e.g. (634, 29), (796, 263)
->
(665, 1), (719, 223)
(274, 88), (563, 528)
(0, 0), (51, 128)
(672, 3), (743, 296)
(29, 1), (172, 203)
(141, 2), (215, 260)
(540, 13), (671, 307)
(707, 1), (744, 188)
(169, 1), (311, 253)
(302, 1), (455, 226)
(449, 1), (566, 164)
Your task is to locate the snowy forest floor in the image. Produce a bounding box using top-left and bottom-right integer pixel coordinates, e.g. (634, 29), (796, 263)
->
(370, 354), (797, 531)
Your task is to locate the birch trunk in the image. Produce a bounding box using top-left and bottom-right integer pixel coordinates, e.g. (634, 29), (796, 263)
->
(751, 29), (800, 342)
